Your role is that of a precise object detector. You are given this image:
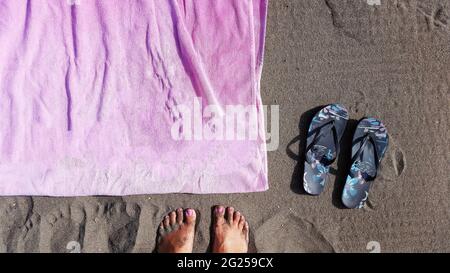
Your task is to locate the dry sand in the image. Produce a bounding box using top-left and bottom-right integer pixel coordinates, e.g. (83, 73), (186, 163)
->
(0, 0), (449, 253)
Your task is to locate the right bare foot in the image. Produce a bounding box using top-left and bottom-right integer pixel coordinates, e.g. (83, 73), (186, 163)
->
(156, 208), (196, 253)
(211, 206), (249, 253)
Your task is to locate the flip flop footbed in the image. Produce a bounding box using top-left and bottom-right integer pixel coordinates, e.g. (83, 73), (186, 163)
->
(342, 118), (389, 208)
(303, 104), (349, 195)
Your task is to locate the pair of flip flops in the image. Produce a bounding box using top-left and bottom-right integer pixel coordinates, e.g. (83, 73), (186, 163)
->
(303, 104), (389, 209)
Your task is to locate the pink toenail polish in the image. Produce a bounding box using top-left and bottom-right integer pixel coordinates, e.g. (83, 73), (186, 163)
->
(186, 209), (195, 216)
(216, 206), (224, 213)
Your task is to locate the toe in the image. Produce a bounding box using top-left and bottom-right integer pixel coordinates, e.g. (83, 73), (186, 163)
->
(163, 215), (170, 228)
(176, 208), (184, 224)
(213, 205), (225, 225)
(158, 223), (165, 235)
(238, 216), (245, 230)
(226, 207), (235, 224)
(169, 211), (177, 225)
(243, 222), (250, 242)
(233, 211), (241, 225)
(184, 208), (196, 225)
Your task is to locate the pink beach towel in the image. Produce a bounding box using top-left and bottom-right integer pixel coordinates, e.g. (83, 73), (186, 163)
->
(0, 0), (268, 196)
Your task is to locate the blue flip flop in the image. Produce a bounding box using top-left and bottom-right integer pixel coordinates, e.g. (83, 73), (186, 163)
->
(303, 104), (349, 195)
(342, 118), (389, 209)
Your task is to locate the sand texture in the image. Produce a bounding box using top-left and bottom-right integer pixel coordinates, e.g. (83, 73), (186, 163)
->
(0, 0), (449, 253)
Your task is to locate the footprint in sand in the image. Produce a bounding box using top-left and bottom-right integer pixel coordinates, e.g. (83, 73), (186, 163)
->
(379, 136), (406, 180)
(83, 201), (141, 253)
(16, 213), (40, 253)
(417, 1), (449, 31)
(254, 211), (335, 253)
(39, 204), (86, 253)
(366, 136), (406, 208)
(349, 91), (369, 115)
(325, 0), (416, 44)
(0, 197), (38, 253)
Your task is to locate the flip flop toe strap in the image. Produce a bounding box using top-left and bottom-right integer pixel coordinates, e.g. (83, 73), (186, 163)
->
(351, 132), (381, 181)
(306, 120), (340, 166)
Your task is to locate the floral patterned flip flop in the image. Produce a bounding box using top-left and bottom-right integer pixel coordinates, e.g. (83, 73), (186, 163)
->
(303, 104), (349, 195)
(342, 118), (389, 209)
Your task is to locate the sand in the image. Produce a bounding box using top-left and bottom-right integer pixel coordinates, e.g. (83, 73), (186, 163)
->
(0, 0), (449, 253)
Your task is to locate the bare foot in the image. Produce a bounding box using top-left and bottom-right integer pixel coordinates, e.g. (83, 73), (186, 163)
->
(156, 208), (196, 253)
(212, 206), (249, 253)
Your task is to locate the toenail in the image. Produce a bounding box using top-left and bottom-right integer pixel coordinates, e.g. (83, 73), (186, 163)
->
(186, 209), (195, 216)
(215, 206), (224, 213)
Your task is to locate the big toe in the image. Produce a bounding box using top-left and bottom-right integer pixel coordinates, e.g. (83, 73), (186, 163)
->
(213, 205), (225, 225)
(184, 208), (196, 225)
